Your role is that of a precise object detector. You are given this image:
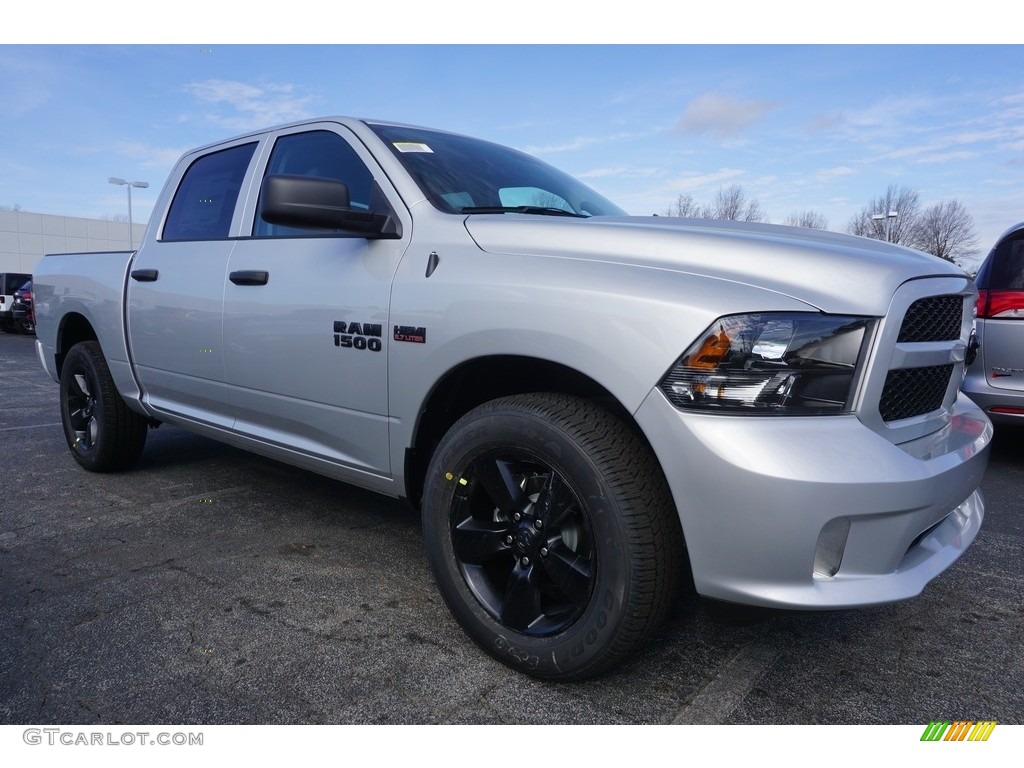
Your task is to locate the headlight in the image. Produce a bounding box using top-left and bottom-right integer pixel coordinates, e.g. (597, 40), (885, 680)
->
(658, 313), (875, 415)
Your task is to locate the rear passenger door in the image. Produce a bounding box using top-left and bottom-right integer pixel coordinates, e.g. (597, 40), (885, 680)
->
(127, 140), (258, 427)
(222, 123), (410, 477)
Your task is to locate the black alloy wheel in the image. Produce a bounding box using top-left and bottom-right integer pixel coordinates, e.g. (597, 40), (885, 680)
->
(449, 451), (596, 636)
(422, 393), (684, 680)
(66, 367), (100, 453)
(59, 341), (148, 472)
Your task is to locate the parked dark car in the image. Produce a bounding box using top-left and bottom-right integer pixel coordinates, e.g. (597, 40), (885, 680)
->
(963, 222), (1024, 425)
(11, 279), (34, 334)
(1, 272), (31, 333)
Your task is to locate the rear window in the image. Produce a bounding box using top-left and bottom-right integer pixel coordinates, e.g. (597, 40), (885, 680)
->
(3, 274), (30, 294)
(163, 143), (257, 241)
(977, 229), (1024, 290)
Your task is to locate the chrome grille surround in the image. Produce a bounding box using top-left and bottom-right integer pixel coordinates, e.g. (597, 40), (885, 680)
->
(856, 277), (976, 441)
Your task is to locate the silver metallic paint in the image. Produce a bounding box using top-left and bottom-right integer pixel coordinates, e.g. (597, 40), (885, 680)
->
(33, 116), (992, 610)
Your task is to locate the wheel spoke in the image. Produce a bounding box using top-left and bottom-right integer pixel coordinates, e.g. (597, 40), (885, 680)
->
(74, 373), (92, 398)
(453, 518), (511, 565)
(540, 542), (593, 605)
(446, 443), (598, 638)
(69, 405), (87, 424)
(500, 562), (543, 630)
(475, 458), (528, 514)
(534, 473), (577, 529)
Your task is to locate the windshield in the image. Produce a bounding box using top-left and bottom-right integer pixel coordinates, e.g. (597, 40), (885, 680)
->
(368, 123), (626, 218)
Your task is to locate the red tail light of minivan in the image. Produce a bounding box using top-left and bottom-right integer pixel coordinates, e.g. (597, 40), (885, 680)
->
(976, 289), (1024, 319)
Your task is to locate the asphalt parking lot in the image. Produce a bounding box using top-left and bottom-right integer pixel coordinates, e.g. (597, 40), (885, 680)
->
(1, 330), (1022, 725)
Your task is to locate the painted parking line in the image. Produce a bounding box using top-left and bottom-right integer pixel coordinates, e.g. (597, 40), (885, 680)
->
(671, 640), (780, 724)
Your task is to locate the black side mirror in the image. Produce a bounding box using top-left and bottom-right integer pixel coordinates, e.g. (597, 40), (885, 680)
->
(260, 175), (400, 238)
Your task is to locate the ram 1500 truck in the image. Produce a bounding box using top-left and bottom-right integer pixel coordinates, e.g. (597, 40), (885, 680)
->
(33, 117), (991, 680)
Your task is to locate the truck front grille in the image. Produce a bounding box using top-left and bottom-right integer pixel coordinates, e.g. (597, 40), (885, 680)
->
(879, 364), (955, 422)
(862, 286), (971, 437)
(898, 295), (963, 342)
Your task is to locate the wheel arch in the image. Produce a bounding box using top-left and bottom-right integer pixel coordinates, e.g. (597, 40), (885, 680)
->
(54, 312), (100, 377)
(404, 354), (656, 507)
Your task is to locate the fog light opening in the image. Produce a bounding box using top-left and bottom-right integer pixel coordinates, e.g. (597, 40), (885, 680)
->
(813, 518), (851, 578)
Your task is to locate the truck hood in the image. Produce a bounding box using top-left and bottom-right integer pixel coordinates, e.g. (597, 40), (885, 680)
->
(464, 215), (970, 316)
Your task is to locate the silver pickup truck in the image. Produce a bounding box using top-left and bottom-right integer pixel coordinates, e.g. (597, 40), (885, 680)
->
(33, 117), (991, 679)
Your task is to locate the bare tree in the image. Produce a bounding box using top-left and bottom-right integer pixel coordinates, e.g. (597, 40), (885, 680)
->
(846, 185), (920, 245)
(702, 185), (765, 222)
(910, 200), (979, 264)
(784, 210), (829, 230)
(664, 193), (701, 218)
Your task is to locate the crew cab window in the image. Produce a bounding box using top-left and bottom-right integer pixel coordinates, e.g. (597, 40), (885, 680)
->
(162, 143), (257, 241)
(253, 130), (374, 237)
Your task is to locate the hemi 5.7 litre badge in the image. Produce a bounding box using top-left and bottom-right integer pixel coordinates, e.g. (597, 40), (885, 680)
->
(394, 325), (426, 344)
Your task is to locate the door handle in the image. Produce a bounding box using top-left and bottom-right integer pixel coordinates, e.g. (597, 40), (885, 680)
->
(130, 269), (159, 282)
(229, 270), (269, 286)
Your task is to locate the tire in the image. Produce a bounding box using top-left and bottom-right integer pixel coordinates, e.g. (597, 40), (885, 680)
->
(422, 393), (684, 680)
(59, 341), (148, 472)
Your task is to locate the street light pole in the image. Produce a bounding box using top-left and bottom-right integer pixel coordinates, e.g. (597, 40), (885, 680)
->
(108, 177), (150, 250)
(871, 210), (899, 243)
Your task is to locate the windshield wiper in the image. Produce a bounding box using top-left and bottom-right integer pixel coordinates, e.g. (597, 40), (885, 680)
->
(460, 206), (588, 218)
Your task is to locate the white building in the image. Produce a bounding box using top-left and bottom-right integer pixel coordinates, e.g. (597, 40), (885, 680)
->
(0, 210), (148, 274)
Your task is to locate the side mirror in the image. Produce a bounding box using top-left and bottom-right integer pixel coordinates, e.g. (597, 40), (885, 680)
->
(260, 175), (400, 238)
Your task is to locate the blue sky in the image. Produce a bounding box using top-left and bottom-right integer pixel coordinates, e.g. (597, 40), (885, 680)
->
(2, 42), (1021, 269)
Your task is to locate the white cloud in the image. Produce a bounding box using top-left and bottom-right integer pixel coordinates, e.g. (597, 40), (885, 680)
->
(113, 141), (190, 169)
(184, 79), (317, 130)
(815, 166), (857, 181)
(913, 151), (979, 164)
(841, 95), (941, 131)
(678, 93), (779, 139)
(993, 92), (1024, 109)
(807, 112), (848, 133)
(578, 165), (661, 179)
(664, 167), (746, 192)
(0, 50), (54, 117)
(522, 132), (638, 155)
(522, 136), (604, 154)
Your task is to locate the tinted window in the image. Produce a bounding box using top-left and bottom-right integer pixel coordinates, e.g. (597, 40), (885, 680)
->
(254, 130), (374, 237)
(3, 274), (31, 293)
(163, 143), (257, 241)
(369, 123), (626, 217)
(979, 231), (1024, 290)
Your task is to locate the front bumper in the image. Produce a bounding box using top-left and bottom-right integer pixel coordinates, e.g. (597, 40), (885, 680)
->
(635, 388), (991, 609)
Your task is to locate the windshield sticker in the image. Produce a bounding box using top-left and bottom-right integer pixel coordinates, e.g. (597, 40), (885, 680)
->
(393, 142), (433, 154)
